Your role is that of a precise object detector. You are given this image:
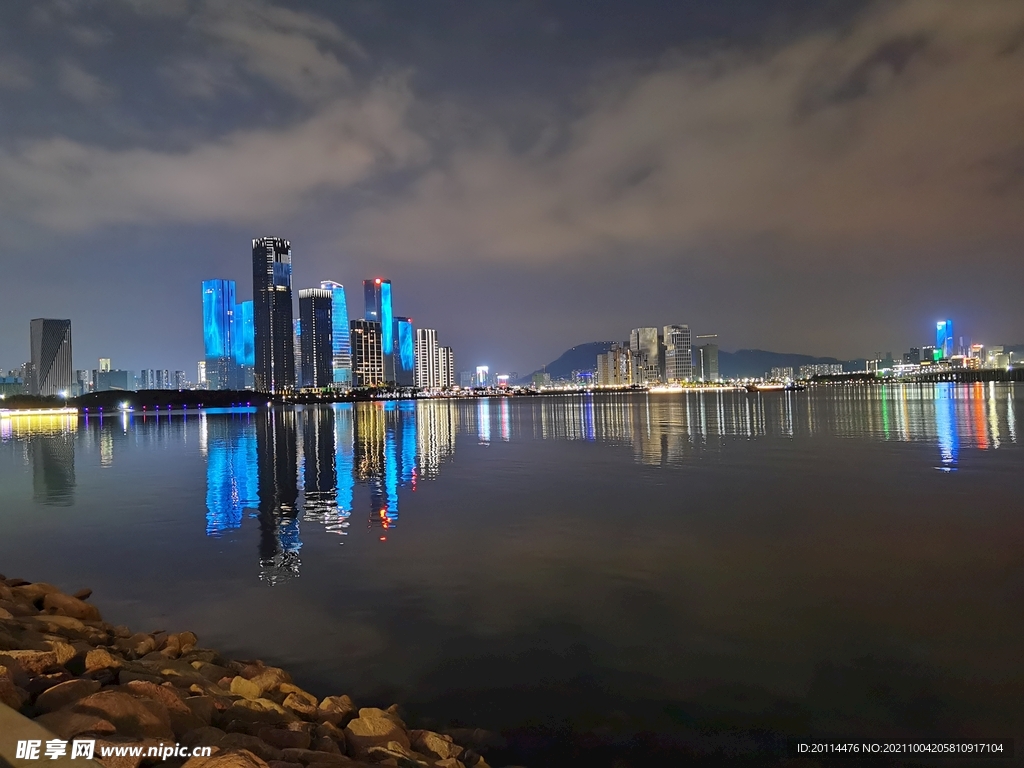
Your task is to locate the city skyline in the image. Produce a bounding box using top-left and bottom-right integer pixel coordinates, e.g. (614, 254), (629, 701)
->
(0, 2), (1022, 376)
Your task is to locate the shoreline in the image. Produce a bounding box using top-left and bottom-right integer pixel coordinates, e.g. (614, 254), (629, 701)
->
(0, 575), (508, 768)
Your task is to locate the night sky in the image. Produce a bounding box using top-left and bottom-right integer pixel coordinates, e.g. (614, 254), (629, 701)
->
(2, 0), (1023, 377)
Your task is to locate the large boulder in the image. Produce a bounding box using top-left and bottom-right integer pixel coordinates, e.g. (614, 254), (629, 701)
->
(1, 649), (59, 675)
(216, 734), (283, 763)
(85, 647), (124, 672)
(70, 689), (175, 739)
(343, 709), (410, 757)
(257, 727), (312, 751)
(317, 695), (356, 726)
(410, 730), (463, 761)
(118, 680), (206, 736)
(182, 749), (272, 768)
(42, 592), (102, 621)
(34, 677), (102, 712)
(34, 709), (118, 739)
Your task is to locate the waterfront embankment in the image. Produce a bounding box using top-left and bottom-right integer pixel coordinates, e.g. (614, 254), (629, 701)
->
(0, 576), (504, 768)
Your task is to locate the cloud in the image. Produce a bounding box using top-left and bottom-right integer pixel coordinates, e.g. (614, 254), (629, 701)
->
(342, 0), (1024, 268)
(0, 55), (33, 89)
(56, 60), (117, 103)
(192, 0), (365, 101)
(0, 76), (426, 230)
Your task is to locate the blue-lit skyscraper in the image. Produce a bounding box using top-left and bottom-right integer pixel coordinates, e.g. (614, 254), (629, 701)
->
(232, 300), (255, 388)
(252, 237), (296, 393)
(936, 319), (954, 359)
(203, 279), (239, 390)
(395, 316), (415, 387)
(364, 278), (395, 383)
(320, 281), (352, 387)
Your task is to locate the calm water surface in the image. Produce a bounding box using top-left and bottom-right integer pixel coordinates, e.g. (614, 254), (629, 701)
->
(1, 385), (1022, 764)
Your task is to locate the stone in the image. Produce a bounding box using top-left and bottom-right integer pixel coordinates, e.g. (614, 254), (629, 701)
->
(119, 680), (205, 736)
(72, 588), (93, 600)
(11, 582), (61, 605)
(1, 649), (58, 675)
(93, 737), (168, 768)
(363, 741), (425, 767)
(309, 736), (341, 755)
(118, 669), (167, 685)
(186, 695), (216, 724)
(222, 697), (298, 727)
(42, 592), (102, 621)
(182, 725), (228, 747)
(35, 710), (118, 739)
(279, 749), (351, 767)
(409, 731), (463, 761)
(71, 689), (175, 739)
(0, 674), (28, 709)
(182, 749), (272, 768)
(231, 675), (263, 699)
(86, 647), (124, 671)
(176, 631), (199, 653)
(268, 762), (305, 768)
(317, 696), (356, 726)
(0, 655), (30, 686)
(215, 734), (283, 763)
(282, 690), (319, 719)
(24, 670), (74, 698)
(258, 727), (312, 750)
(434, 760), (465, 768)
(47, 639), (78, 665)
(0, 606), (12, 620)
(344, 710), (410, 757)
(114, 632), (157, 658)
(196, 662), (234, 682)
(34, 677), (102, 712)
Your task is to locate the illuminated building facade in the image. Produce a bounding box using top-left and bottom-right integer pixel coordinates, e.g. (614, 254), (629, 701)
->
(475, 365), (491, 388)
(320, 281), (352, 387)
(232, 300), (255, 387)
(203, 279), (238, 390)
(629, 327), (662, 384)
(439, 346), (455, 388)
(415, 328), (438, 389)
(596, 344), (633, 386)
(364, 278), (395, 383)
(252, 237), (296, 393)
(936, 319), (954, 359)
(695, 342), (719, 382)
(350, 320), (384, 387)
(395, 317), (415, 387)
(29, 319), (73, 397)
(663, 325), (692, 382)
(298, 288), (334, 389)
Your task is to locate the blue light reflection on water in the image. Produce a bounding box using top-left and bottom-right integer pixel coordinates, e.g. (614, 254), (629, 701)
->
(934, 382), (959, 471)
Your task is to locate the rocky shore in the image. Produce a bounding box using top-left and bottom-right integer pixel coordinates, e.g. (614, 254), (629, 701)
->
(0, 575), (510, 768)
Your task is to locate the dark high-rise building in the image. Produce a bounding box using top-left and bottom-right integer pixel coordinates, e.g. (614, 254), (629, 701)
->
(252, 237), (296, 393)
(695, 343), (720, 382)
(663, 325), (692, 382)
(363, 278), (395, 383)
(350, 319), (384, 387)
(203, 279), (238, 390)
(298, 288), (333, 389)
(395, 317), (415, 387)
(29, 319), (73, 397)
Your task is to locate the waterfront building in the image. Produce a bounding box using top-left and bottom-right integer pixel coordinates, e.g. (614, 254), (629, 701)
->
(174, 371), (187, 390)
(202, 279), (239, 390)
(921, 345), (940, 363)
(459, 371), (474, 388)
(695, 343), (720, 382)
(252, 237), (296, 393)
(663, 325), (692, 382)
(96, 369), (133, 392)
(29, 319), (73, 397)
(350, 320), (384, 387)
(532, 372), (552, 387)
(320, 281), (352, 387)
(139, 369), (155, 389)
(936, 319), (954, 359)
(769, 367), (794, 380)
(475, 366), (490, 388)
(232, 300), (255, 388)
(629, 327), (662, 384)
(395, 317), (415, 387)
(986, 346), (1009, 369)
(596, 344), (633, 386)
(197, 361), (207, 388)
(439, 346), (455, 389)
(415, 328), (439, 389)
(0, 376), (25, 397)
(158, 370), (170, 389)
(298, 288), (334, 389)
(798, 363), (843, 378)
(364, 278), (395, 383)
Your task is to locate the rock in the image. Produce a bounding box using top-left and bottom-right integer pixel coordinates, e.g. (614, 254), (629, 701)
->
(119, 669), (167, 685)
(363, 741), (424, 766)
(47, 639), (78, 665)
(0, 599), (37, 617)
(1, 649), (58, 675)
(282, 691), (319, 719)
(231, 675), (263, 699)
(34, 677), (102, 712)
(11, 582), (61, 605)
(176, 631), (199, 653)
(279, 748), (351, 766)
(267, 762), (305, 768)
(0, 655), (30, 686)
(222, 697), (298, 727)
(309, 736), (341, 755)
(119, 680), (205, 736)
(317, 696), (356, 726)
(35, 709), (118, 739)
(258, 727), (312, 750)
(196, 661), (234, 682)
(186, 695), (216, 724)
(434, 760), (465, 768)
(42, 592), (102, 621)
(0, 606), (12, 620)
(93, 737), (168, 768)
(86, 647), (124, 672)
(72, 588), (93, 600)
(71, 689), (175, 739)
(114, 632), (157, 658)
(24, 670), (74, 698)
(409, 731), (463, 761)
(182, 749), (272, 768)
(182, 725), (227, 747)
(344, 710), (410, 757)
(214, 734), (283, 763)
(0, 674), (28, 709)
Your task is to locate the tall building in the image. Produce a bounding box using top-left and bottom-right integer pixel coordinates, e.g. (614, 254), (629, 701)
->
(629, 327), (661, 384)
(475, 366), (491, 388)
(298, 288), (333, 388)
(203, 279), (238, 390)
(395, 317), (415, 387)
(197, 361), (207, 388)
(232, 300), (255, 387)
(29, 319), (73, 397)
(695, 343), (719, 382)
(936, 319), (954, 359)
(139, 369), (155, 389)
(320, 281), (352, 387)
(364, 278), (395, 383)
(414, 328), (439, 389)
(98, 358), (111, 373)
(174, 371), (187, 390)
(350, 320), (384, 387)
(252, 237), (296, 393)
(439, 346), (455, 389)
(158, 370), (170, 389)
(663, 325), (692, 382)
(597, 345), (633, 386)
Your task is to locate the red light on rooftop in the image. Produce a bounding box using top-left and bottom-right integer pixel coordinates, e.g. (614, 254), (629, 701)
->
(374, 278), (381, 284)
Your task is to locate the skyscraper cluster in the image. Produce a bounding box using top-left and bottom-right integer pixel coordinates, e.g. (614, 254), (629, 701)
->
(203, 239), (454, 393)
(596, 325), (719, 386)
